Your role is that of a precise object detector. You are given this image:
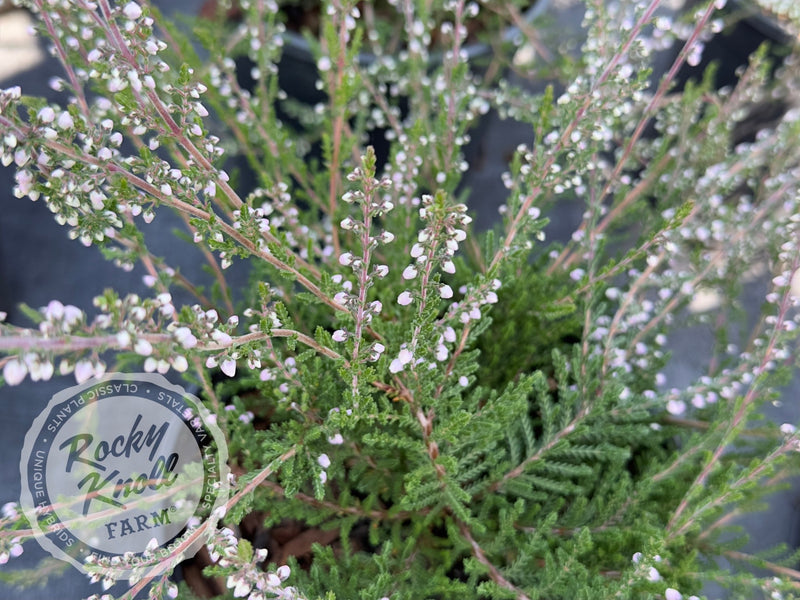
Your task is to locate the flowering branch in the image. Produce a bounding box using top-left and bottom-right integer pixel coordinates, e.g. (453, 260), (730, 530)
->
(0, 328), (343, 368)
(122, 445), (299, 599)
(492, 0), (666, 274)
(666, 229), (800, 536)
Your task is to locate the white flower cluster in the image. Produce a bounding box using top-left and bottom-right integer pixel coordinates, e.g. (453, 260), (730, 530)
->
(395, 194), (470, 309)
(0, 0), (239, 264)
(630, 552), (699, 600)
(448, 278), (500, 326)
(0, 286), (244, 386)
(317, 453), (331, 484)
(333, 161), (395, 372)
(207, 528), (301, 600)
(390, 194), (481, 374)
(0, 502), (23, 565)
(173, 307), (240, 378)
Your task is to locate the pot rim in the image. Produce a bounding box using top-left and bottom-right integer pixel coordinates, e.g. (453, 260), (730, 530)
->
(728, 0), (797, 43)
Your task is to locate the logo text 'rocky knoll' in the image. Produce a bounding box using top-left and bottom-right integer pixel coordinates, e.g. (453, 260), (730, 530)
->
(59, 414), (179, 514)
(20, 373), (229, 580)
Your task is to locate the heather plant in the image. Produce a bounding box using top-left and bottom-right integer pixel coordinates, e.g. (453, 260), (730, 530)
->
(2, 0), (800, 599)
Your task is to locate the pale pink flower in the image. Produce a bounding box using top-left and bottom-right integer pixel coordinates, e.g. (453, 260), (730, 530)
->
(44, 300), (65, 320)
(398, 349), (413, 365)
(666, 399), (686, 416)
(211, 330), (233, 346)
(37, 106), (55, 123)
(74, 360), (94, 383)
(221, 359), (237, 377)
(171, 356), (188, 372)
(56, 111), (74, 129)
(134, 338), (153, 356)
(2, 359), (27, 386)
(123, 2), (142, 19)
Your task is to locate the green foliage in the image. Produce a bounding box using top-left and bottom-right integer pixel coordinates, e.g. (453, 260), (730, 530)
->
(2, 0), (800, 599)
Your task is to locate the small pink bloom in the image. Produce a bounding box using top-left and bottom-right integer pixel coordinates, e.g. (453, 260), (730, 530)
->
(123, 2), (142, 19)
(134, 339), (153, 356)
(56, 112), (74, 129)
(397, 291), (413, 306)
(37, 107), (55, 123)
(398, 349), (413, 365)
(74, 360), (94, 383)
(2, 359), (27, 386)
(211, 330), (233, 347)
(220, 359), (236, 377)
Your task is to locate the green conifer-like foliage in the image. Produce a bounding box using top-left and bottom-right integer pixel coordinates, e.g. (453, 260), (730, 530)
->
(1, 0), (800, 598)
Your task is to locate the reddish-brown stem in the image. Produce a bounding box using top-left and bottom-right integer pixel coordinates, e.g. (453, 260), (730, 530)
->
(349, 180), (376, 398)
(123, 446), (298, 598)
(36, 5), (92, 117)
(324, 2), (352, 258)
(666, 243), (800, 536)
(0, 329), (344, 363)
(458, 521), (531, 600)
(175, 211), (235, 315)
(551, 0), (720, 274)
(721, 550), (800, 586)
(491, 0), (665, 275)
